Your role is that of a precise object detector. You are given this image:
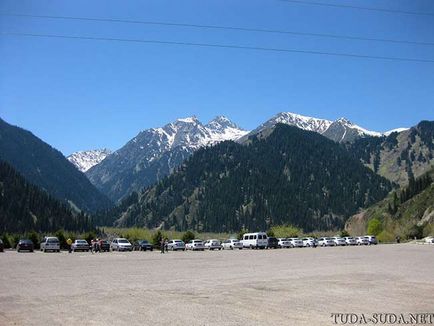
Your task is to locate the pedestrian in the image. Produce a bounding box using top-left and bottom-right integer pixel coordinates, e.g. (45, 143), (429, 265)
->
(67, 238), (72, 253)
(396, 236), (400, 244)
(164, 238), (169, 253)
(160, 238), (165, 254)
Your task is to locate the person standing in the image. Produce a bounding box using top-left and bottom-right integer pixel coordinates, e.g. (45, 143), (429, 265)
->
(160, 238), (165, 254)
(67, 238), (72, 253)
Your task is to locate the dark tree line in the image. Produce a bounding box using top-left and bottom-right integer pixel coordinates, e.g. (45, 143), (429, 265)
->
(0, 161), (93, 233)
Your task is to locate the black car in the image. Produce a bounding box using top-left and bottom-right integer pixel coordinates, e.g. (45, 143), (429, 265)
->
(98, 240), (111, 252)
(134, 240), (153, 251)
(17, 239), (34, 252)
(0, 239), (4, 252)
(267, 237), (279, 249)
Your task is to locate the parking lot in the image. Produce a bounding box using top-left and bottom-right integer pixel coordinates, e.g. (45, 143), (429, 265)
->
(0, 244), (433, 326)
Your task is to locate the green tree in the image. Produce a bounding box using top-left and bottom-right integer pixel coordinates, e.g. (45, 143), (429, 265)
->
(152, 230), (164, 246)
(28, 231), (40, 249)
(340, 230), (350, 238)
(367, 218), (383, 236)
(1, 234), (11, 248)
(182, 231), (195, 243)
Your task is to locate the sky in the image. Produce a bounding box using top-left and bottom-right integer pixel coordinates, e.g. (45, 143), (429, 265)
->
(1, 0), (434, 155)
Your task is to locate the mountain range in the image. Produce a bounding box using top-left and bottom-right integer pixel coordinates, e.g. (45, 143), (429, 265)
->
(108, 124), (392, 232)
(76, 112), (396, 202)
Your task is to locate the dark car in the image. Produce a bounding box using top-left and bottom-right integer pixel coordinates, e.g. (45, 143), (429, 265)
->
(134, 240), (154, 251)
(267, 237), (279, 249)
(17, 239), (34, 252)
(0, 239), (4, 252)
(98, 240), (111, 252)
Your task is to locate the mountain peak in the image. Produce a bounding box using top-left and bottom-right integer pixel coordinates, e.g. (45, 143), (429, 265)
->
(67, 148), (112, 172)
(206, 115), (243, 131)
(174, 116), (200, 124)
(336, 117), (353, 125)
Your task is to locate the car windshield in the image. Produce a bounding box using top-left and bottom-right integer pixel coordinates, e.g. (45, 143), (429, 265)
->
(325, 237), (333, 240)
(20, 240), (32, 244)
(77, 240), (87, 244)
(140, 240), (149, 244)
(118, 239), (129, 244)
(48, 239), (59, 243)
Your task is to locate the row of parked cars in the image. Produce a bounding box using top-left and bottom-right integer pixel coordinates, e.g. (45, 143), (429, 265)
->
(0, 233), (379, 253)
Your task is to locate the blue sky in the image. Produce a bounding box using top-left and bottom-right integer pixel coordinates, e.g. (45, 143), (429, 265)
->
(1, 0), (434, 155)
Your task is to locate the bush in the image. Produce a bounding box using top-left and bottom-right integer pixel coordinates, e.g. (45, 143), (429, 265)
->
(28, 231), (40, 249)
(377, 230), (395, 243)
(152, 230), (164, 247)
(367, 218), (383, 236)
(55, 230), (67, 249)
(340, 230), (350, 238)
(269, 225), (301, 238)
(182, 231), (195, 243)
(406, 224), (424, 240)
(237, 227), (248, 240)
(1, 234), (11, 249)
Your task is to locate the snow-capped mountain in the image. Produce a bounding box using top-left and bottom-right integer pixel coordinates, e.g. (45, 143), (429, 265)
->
(240, 112), (382, 143)
(86, 116), (248, 202)
(67, 148), (112, 172)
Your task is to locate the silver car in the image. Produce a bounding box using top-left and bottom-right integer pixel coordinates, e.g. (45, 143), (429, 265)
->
(111, 238), (133, 251)
(364, 235), (378, 245)
(302, 237), (318, 247)
(356, 236), (369, 245)
(222, 239), (243, 250)
(318, 237), (335, 247)
(40, 236), (60, 252)
(332, 237), (347, 246)
(288, 238), (304, 248)
(71, 239), (90, 252)
(204, 239), (222, 250)
(278, 238), (292, 248)
(186, 240), (205, 251)
(344, 237), (357, 246)
(167, 239), (186, 251)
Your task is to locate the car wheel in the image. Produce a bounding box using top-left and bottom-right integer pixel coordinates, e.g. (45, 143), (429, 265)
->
(44, 249), (47, 253)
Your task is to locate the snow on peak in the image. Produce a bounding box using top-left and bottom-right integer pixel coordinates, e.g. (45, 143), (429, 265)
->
(383, 128), (409, 136)
(174, 116), (200, 124)
(267, 112), (333, 134)
(67, 148), (112, 172)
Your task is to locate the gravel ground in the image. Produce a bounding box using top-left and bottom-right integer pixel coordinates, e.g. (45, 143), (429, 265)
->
(0, 244), (433, 326)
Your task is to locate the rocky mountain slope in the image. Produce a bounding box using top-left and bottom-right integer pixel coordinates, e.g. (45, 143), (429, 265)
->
(0, 118), (112, 212)
(67, 148), (112, 172)
(347, 121), (434, 186)
(345, 166), (434, 240)
(86, 116), (248, 202)
(111, 124), (392, 232)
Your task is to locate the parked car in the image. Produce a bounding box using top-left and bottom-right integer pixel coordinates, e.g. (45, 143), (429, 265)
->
(221, 239), (242, 250)
(356, 236), (369, 245)
(98, 240), (111, 252)
(364, 235), (378, 245)
(318, 237), (335, 247)
(288, 238), (304, 248)
(241, 232), (268, 249)
(302, 237), (318, 248)
(344, 237), (357, 246)
(332, 237), (347, 246)
(204, 239), (222, 250)
(134, 240), (154, 251)
(424, 236), (434, 244)
(267, 237), (279, 249)
(167, 239), (186, 251)
(111, 238), (133, 251)
(0, 239), (3, 252)
(186, 239), (205, 251)
(71, 239), (90, 252)
(17, 239), (34, 252)
(40, 236), (60, 252)
(278, 238), (292, 248)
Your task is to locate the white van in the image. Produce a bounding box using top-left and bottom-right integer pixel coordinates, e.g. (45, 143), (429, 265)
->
(241, 232), (268, 249)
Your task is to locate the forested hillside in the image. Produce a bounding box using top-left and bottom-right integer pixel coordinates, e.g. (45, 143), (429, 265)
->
(0, 118), (112, 212)
(112, 124), (392, 232)
(0, 161), (93, 233)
